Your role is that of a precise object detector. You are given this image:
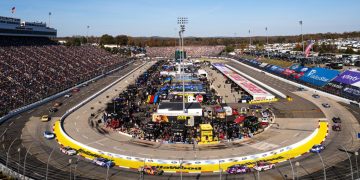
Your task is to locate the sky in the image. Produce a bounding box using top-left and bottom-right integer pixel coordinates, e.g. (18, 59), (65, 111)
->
(0, 0), (359, 37)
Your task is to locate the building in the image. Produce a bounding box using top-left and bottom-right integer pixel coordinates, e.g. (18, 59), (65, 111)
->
(0, 16), (57, 38)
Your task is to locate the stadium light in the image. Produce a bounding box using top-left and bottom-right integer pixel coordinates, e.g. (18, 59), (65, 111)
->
(177, 17), (188, 113)
(48, 12), (52, 27)
(299, 20), (304, 55)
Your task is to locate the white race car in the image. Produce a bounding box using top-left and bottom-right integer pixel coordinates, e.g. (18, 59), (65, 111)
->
(60, 146), (77, 156)
(253, 162), (275, 171)
(43, 131), (55, 139)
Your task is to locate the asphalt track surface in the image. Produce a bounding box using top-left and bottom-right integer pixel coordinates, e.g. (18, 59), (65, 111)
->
(0, 59), (359, 180)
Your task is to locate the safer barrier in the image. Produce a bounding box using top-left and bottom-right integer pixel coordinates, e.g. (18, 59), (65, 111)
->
(54, 119), (328, 173)
(249, 98), (279, 104)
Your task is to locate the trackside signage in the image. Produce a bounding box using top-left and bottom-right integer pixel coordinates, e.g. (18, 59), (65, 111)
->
(333, 70), (360, 88)
(299, 67), (340, 87)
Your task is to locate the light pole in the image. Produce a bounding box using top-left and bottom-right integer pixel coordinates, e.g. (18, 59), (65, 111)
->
(339, 145), (354, 180)
(6, 138), (17, 167)
(295, 161), (300, 180)
(23, 142), (34, 179)
(299, 20), (304, 55)
(249, 29), (251, 55)
(177, 17), (188, 114)
(317, 152), (326, 180)
(46, 147), (56, 180)
(73, 156), (80, 180)
(355, 151), (359, 179)
(218, 160), (222, 180)
(289, 158), (295, 180)
(17, 148), (21, 174)
(69, 159), (72, 180)
(265, 27), (269, 59)
(48, 12), (51, 27)
(86, 25), (90, 43)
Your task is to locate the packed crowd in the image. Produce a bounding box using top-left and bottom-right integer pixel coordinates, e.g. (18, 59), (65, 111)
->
(0, 36), (130, 116)
(146, 46), (225, 58)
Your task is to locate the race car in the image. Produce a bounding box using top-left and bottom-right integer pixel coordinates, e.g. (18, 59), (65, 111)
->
(41, 115), (50, 122)
(310, 144), (325, 153)
(60, 146), (77, 156)
(332, 117), (341, 123)
(312, 94), (320, 98)
(332, 123), (341, 131)
(139, 165), (164, 175)
(321, 103), (331, 108)
(92, 158), (115, 168)
(43, 131), (55, 139)
(253, 162), (275, 171)
(226, 165), (251, 174)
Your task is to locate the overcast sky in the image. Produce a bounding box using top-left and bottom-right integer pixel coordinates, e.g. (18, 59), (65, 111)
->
(1, 0), (359, 37)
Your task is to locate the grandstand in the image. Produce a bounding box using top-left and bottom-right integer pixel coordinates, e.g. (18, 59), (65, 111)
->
(0, 36), (129, 116)
(146, 46), (225, 58)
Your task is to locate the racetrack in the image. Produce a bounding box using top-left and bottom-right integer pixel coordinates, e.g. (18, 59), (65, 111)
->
(1, 58), (360, 180)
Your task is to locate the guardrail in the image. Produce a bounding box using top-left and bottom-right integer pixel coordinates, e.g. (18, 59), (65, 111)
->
(54, 59), (329, 173)
(0, 61), (133, 124)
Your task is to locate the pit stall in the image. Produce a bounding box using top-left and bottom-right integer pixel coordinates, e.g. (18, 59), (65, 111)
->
(212, 63), (275, 101)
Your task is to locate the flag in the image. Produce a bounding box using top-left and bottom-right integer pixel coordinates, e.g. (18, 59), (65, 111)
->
(49, 12), (52, 16)
(299, 20), (303, 25)
(305, 41), (315, 57)
(11, 7), (16, 14)
(265, 27), (268, 31)
(248, 30), (250, 34)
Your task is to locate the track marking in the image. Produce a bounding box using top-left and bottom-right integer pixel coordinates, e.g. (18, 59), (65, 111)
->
(82, 135), (89, 139)
(16, 116), (22, 120)
(293, 132), (300, 137)
(76, 128), (79, 132)
(9, 122), (14, 127)
(27, 109), (34, 114)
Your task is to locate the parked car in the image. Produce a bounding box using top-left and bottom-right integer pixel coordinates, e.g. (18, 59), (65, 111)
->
(322, 103), (331, 108)
(310, 144), (325, 153)
(226, 165), (251, 174)
(253, 162), (275, 171)
(92, 158), (115, 168)
(332, 117), (341, 123)
(312, 94), (320, 98)
(60, 146), (77, 156)
(249, 105), (262, 110)
(139, 165), (164, 175)
(43, 131), (55, 139)
(41, 115), (50, 122)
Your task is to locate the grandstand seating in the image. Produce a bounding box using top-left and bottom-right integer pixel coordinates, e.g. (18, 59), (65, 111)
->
(146, 46), (224, 58)
(0, 36), (129, 116)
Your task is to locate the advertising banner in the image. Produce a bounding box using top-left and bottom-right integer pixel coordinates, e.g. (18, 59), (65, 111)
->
(323, 81), (344, 93)
(299, 67), (340, 87)
(341, 86), (360, 100)
(333, 70), (360, 88)
(282, 69), (295, 76)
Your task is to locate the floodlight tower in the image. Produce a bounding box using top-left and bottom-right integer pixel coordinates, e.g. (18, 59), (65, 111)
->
(177, 17), (188, 113)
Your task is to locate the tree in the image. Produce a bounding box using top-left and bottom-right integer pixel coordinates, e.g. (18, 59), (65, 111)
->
(115, 35), (129, 46)
(224, 45), (235, 53)
(100, 34), (115, 45)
